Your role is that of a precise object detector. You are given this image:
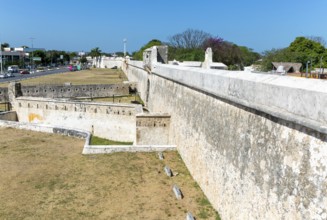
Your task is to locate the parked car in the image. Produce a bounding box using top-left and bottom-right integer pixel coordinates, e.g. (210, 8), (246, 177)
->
(8, 65), (19, 73)
(68, 65), (77, 71)
(20, 70), (30, 74)
(5, 72), (15, 77)
(0, 74), (7, 78)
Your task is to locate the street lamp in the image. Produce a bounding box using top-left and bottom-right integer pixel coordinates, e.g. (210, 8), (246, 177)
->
(319, 56), (324, 79)
(0, 42), (3, 75)
(306, 61), (310, 78)
(29, 37), (35, 72)
(123, 38), (127, 57)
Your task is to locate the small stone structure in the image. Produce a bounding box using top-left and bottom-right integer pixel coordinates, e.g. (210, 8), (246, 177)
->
(136, 113), (170, 145)
(0, 111), (17, 121)
(143, 46), (168, 71)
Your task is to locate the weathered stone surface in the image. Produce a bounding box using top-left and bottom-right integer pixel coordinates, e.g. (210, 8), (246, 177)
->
(0, 87), (8, 102)
(0, 111), (17, 121)
(136, 113), (170, 145)
(164, 165), (173, 177)
(14, 96), (142, 142)
(158, 152), (164, 160)
(19, 83), (130, 99)
(124, 57), (327, 220)
(173, 184), (183, 200)
(186, 212), (195, 220)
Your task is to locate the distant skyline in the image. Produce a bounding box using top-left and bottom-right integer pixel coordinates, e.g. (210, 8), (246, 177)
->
(0, 0), (326, 54)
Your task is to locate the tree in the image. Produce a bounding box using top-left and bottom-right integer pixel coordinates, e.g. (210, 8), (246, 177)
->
(69, 52), (77, 60)
(168, 29), (211, 49)
(1, 42), (9, 50)
(238, 46), (261, 67)
(32, 50), (46, 65)
(80, 56), (87, 64)
(260, 36), (327, 71)
(89, 47), (102, 58)
(306, 36), (326, 47)
(89, 47), (102, 66)
(168, 47), (204, 61)
(288, 37), (326, 66)
(132, 39), (162, 60)
(202, 37), (242, 68)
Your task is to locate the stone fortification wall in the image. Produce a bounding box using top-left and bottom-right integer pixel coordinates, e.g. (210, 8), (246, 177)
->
(136, 113), (170, 145)
(123, 61), (327, 219)
(0, 111), (17, 121)
(0, 87), (8, 102)
(122, 61), (150, 104)
(14, 97), (143, 142)
(19, 83), (130, 99)
(93, 57), (123, 69)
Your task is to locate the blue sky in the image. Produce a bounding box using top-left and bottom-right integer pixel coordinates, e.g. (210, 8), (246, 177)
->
(0, 0), (326, 54)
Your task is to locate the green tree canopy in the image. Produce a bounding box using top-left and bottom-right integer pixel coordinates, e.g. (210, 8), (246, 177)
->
(261, 37), (327, 71)
(1, 42), (10, 50)
(132, 39), (162, 60)
(89, 47), (102, 58)
(32, 50), (46, 65)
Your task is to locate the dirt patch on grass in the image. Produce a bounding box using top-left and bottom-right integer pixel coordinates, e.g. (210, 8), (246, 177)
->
(0, 128), (219, 219)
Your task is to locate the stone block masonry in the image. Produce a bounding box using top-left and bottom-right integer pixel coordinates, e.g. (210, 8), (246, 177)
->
(0, 87), (8, 102)
(136, 113), (170, 145)
(20, 83), (131, 99)
(2, 82), (135, 101)
(14, 96), (143, 142)
(0, 111), (17, 121)
(123, 56), (327, 220)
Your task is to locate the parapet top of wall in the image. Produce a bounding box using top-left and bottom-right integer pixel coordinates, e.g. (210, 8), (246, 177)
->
(153, 64), (327, 133)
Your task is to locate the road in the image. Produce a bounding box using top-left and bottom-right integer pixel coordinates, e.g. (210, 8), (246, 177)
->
(0, 67), (70, 83)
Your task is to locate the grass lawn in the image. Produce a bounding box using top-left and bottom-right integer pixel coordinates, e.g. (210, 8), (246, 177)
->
(75, 94), (144, 105)
(90, 136), (133, 145)
(0, 68), (128, 88)
(0, 128), (220, 220)
(0, 103), (8, 112)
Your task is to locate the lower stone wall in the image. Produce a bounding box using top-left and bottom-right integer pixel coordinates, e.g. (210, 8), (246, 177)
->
(123, 61), (150, 104)
(0, 87), (8, 102)
(20, 83), (130, 99)
(0, 119), (177, 155)
(93, 58), (123, 69)
(14, 97), (143, 142)
(0, 111), (17, 121)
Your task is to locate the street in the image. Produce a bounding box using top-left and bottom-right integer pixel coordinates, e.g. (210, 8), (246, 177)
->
(0, 67), (70, 84)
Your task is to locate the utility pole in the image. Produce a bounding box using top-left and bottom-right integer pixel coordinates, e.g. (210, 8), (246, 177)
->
(29, 37), (35, 72)
(320, 56), (323, 79)
(0, 42), (3, 75)
(306, 61), (310, 78)
(123, 38), (127, 57)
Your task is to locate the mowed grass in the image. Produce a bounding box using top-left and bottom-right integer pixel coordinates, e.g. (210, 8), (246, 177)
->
(0, 68), (127, 88)
(0, 103), (9, 112)
(76, 94), (144, 105)
(90, 136), (133, 145)
(0, 128), (220, 220)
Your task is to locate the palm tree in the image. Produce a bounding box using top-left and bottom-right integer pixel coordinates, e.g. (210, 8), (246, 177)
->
(89, 47), (102, 67)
